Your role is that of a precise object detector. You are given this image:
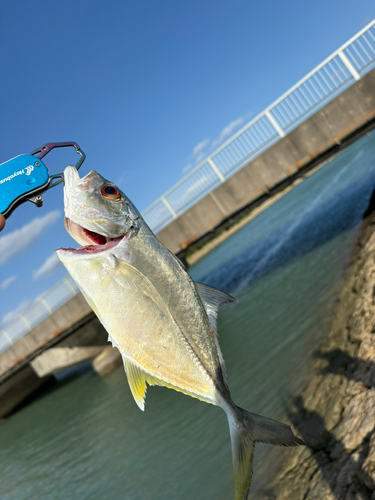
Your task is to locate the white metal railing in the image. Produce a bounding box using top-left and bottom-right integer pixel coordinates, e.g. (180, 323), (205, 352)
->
(1, 21), (375, 355)
(0, 275), (79, 354)
(142, 20), (375, 233)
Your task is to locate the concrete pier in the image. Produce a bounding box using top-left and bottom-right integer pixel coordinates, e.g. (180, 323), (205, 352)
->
(0, 295), (109, 418)
(0, 293), (93, 377)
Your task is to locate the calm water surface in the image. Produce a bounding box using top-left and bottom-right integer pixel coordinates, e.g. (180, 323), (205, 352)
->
(1, 132), (375, 499)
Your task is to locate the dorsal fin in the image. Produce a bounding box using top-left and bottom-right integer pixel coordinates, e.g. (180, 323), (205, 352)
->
(123, 357), (148, 411)
(195, 282), (236, 330)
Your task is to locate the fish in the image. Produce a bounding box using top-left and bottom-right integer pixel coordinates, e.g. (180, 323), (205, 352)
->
(57, 165), (304, 499)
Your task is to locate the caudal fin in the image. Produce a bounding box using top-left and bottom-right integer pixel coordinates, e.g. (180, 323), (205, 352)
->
(228, 406), (304, 500)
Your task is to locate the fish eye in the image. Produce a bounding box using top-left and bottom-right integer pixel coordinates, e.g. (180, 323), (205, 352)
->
(101, 184), (120, 200)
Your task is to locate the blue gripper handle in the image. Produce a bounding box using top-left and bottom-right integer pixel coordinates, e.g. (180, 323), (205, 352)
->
(0, 155), (50, 218)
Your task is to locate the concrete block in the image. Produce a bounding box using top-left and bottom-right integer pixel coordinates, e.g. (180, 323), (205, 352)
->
(92, 346), (122, 376)
(30, 346), (105, 378)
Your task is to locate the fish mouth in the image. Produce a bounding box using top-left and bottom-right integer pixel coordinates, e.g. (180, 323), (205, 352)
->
(58, 217), (127, 255)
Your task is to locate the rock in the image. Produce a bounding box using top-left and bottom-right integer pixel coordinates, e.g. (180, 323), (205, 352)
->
(268, 223), (375, 498)
(362, 433), (375, 489)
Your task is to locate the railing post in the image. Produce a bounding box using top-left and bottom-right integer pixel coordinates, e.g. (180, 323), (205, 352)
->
(161, 196), (178, 219)
(265, 111), (285, 137)
(2, 330), (13, 345)
(207, 158), (225, 183)
(337, 50), (360, 81)
(40, 297), (53, 314)
(20, 315), (32, 330)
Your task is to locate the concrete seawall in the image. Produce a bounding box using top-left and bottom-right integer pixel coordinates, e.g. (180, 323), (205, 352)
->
(157, 68), (375, 255)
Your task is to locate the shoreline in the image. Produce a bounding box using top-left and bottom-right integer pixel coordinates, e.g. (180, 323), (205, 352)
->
(256, 204), (375, 499)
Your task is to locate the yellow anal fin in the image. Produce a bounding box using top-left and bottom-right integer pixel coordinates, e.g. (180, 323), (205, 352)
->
(123, 357), (216, 410)
(123, 357), (148, 411)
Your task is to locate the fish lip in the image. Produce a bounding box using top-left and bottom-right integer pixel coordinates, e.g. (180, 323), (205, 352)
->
(57, 236), (124, 257)
(57, 217), (129, 257)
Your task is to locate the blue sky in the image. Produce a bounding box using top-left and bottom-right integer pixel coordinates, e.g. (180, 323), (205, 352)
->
(0, 0), (374, 327)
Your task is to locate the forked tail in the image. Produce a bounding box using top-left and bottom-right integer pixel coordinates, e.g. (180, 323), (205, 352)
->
(227, 406), (304, 500)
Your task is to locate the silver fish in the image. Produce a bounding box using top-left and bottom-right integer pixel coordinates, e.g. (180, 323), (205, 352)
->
(57, 165), (304, 499)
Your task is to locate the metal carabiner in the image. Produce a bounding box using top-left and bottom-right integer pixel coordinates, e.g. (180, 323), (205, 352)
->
(30, 142), (86, 188)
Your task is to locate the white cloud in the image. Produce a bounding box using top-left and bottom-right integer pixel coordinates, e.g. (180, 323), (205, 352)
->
(212, 117), (243, 148)
(2, 300), (30, 325)
(187, 117), (244, 170)
(116, 172), (130, 187)
(0, 210), (61, 266)
(0, 275), (17, 291)
(182, 116), (247, 175)
(33, 252), (62, 280)
(192, 139), (209, 159)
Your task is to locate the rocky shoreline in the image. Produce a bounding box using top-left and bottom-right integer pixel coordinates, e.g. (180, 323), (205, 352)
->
(259, 210), (375, 499)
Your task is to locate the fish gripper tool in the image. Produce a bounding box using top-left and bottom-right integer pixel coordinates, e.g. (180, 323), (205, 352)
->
(0, 142), (85, 218)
